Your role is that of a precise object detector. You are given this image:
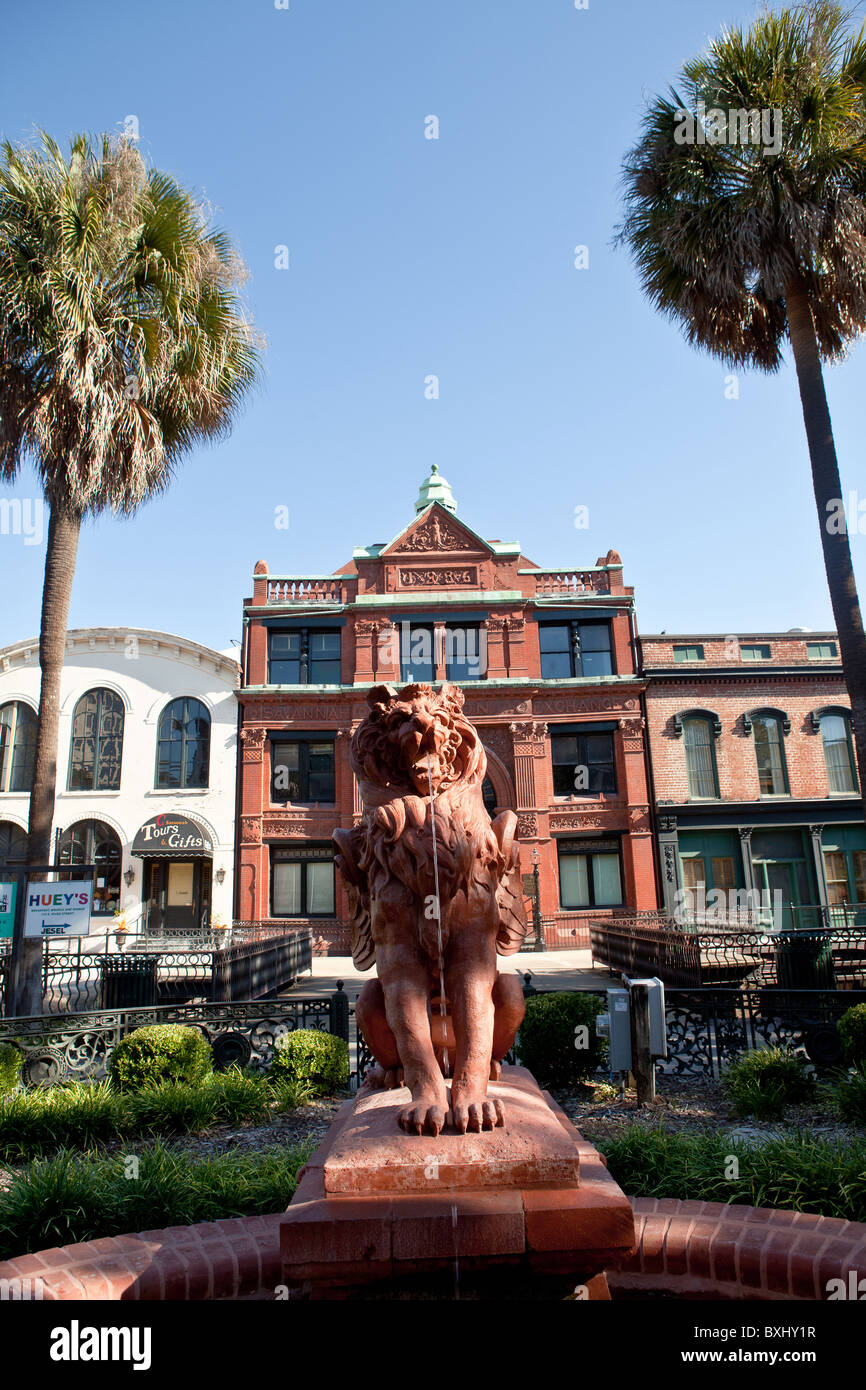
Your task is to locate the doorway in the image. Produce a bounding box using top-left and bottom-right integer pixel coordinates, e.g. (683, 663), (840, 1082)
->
(145, 859), (212, 933)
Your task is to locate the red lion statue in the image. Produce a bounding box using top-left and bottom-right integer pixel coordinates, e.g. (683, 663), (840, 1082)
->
(333, 682), (529, 1137)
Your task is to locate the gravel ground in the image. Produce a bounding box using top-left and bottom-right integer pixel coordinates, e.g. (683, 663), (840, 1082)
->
(554, 1076), (863, 1147)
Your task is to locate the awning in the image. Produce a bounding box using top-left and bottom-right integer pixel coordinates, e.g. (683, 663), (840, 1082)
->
(132, 814), (213, 858)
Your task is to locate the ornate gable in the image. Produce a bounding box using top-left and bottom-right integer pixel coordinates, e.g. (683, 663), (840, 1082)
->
(383, 505), (493, 559)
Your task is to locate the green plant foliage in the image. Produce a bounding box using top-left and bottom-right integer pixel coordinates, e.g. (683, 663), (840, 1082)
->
(515, 992), (606, 1088)
(108, 1025), (213, 1092)
(723, 1047), (812, 1119)
(832, 1064), (866, 1125)
(268, 1029), (348, 1096)
(0, 1042), (22, 1096)
(0, 1082), (126, 1158)
(598, 1127), (866, 1223)
(838, 1004), (866, 1066)
(0, 1139), (313, 1261)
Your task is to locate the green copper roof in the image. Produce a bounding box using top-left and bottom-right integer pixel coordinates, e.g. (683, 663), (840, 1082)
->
(414, 464), (457, 515)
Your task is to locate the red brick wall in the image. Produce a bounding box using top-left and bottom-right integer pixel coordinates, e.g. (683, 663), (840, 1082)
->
(646, 681), (853, 803)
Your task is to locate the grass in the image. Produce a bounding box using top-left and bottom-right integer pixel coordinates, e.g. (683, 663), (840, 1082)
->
(0, 1069), (320, 1160)
(0, 1139), (314, 1261)
(598, 1127), (866, 1224)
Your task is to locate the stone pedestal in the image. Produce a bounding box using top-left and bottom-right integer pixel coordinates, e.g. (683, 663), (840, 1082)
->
(280, 1066), (635, 1300)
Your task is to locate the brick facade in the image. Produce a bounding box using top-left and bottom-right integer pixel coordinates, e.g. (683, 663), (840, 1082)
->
(235, 470), (658, 950)
(641, 633), (864, 922)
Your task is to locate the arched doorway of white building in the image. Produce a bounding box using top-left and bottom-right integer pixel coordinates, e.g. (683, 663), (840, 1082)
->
(132, 813), (213, 934)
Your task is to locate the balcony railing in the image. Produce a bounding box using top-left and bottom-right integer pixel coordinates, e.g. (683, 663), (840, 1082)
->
(266, 576), (348, 604)
(525, 568), (611, 597)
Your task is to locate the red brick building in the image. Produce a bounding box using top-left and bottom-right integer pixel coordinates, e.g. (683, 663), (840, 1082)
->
(640, 631), (864, 924)
(235, 469), (658, 950)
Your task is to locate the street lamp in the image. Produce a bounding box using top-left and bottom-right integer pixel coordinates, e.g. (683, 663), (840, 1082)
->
(532, 846), (545, 953)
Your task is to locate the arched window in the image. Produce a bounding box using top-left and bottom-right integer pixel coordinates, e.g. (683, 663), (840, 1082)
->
(746, 711), (789, 796)
(0, 702), (36, 793)
(155, 698), (211, 789)
(818, 711), (858, 794)
(482, 776), (497, 816)
(68, 689), (124, 791)
(0, 821), (28, 865)
(58, 819), (121, 915)
(682, 717), (719, 799)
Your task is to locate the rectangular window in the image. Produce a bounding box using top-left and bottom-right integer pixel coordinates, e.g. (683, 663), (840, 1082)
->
(400, 624), (435, 683)
(444, 624), (483, 682)
(271, 847), (335, 917)
(753, 716), (788, 796)
(551, 730), (616, 796)
(673, 645), (704, 662)
(807, 642), (838, 660)
(823, 850), (850, 907)
(683, 717), (719, 799)
(539, 621), (614, 680)
(740, 643), (771, 661)
(271, 738), (335, 803)
(398, 623), (486, 682)
(557, 838), (623, 908)
(268, 629), (341, 685)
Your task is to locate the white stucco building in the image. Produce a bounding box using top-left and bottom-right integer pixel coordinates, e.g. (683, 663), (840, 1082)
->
(0, 628), (239, 940)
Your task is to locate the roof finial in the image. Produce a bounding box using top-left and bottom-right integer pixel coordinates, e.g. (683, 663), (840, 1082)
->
(414, 466), (457, 515)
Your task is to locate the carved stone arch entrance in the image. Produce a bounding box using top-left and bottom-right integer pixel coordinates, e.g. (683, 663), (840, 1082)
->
(481, 745), (516, 816)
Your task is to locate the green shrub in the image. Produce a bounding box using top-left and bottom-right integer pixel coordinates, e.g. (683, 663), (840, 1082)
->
(109, 1025), (212, 1092)
(838, 1004), (866, 1066)
(597, 1127), (866, 1223)
(515, 991), (606, 1088)
(0, 1042), (22, 1096)
(0, 1139), (314, 1260)
(201, 1068), (271, 1126)
(723, 1046), (811, 1118)
(269, 1029), (348, 1096)
(833, 1065), (866, 1126)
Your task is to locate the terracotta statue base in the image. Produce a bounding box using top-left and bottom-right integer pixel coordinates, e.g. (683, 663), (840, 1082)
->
(280, 1066), (635, 1301)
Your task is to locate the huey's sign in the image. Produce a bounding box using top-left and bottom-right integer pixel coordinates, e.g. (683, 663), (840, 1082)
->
(24, 882), (93, 938)
(132, 814), (212, 857)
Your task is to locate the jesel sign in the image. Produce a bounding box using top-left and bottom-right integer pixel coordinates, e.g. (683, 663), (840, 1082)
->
(24, 882), (93, 938)
(132, 814), (213, 857)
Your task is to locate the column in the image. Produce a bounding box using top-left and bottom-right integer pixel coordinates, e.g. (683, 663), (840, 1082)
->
(657, 816), (681, 918)
(809, 824), (828, 909)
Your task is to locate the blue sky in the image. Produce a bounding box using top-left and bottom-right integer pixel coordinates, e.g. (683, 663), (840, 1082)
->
(1, 0), (863, 651)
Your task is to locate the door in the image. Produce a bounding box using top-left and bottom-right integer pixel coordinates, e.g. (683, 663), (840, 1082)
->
(765, 862), (796, 930)
(165, 861), (195, 932)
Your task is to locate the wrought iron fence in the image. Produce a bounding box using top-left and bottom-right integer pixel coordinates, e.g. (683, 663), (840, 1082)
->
(590, 920), (866, 990)
(0, 927), (313, 1017)
(661, 987), (866, 1080)
(0, 994), (348, 1085)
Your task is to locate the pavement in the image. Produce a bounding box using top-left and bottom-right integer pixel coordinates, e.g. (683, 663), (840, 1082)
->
(287, 949), (616, 1001)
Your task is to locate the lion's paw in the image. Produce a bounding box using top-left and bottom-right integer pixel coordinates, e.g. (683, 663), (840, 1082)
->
(397, 1098), (448, 1137)
(450, 1094), (505, 1134)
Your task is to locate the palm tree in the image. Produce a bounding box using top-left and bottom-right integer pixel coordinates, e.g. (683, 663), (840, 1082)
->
(0, 133), (260, 1013)
(619, 2), (866, 795)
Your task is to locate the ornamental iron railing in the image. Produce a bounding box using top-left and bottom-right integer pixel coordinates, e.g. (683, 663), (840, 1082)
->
(0, 994), (348, 1085)
(590, 920), (866, 990)
(0, 928), (313, 1018)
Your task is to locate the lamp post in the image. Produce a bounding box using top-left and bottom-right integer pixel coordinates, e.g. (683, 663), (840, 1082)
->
(532, 846), (545, 952)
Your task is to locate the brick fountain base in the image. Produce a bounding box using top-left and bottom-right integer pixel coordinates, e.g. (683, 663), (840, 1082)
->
(279, 1065), (634, 1300)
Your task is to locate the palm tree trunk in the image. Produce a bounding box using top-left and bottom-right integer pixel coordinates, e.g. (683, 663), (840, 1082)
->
(8, 505), (81, 1015)
(786, 272), (866, 812)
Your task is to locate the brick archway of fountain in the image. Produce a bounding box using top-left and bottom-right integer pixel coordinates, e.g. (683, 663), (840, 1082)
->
(1, 1199), (864, 1300)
